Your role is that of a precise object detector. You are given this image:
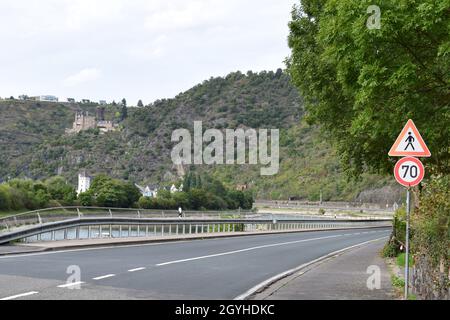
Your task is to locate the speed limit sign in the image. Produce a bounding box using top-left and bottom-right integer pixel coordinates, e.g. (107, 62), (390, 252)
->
(394, 157), (425, 187)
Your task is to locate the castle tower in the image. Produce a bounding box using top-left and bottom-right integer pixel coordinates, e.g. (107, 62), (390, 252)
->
(77, 170), (92, 195)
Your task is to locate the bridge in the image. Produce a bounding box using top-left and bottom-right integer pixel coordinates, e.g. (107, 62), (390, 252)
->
(0, 206), (391, 245)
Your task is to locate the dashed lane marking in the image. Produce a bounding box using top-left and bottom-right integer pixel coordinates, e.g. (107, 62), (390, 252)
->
(57, 281), (84, 288)
(0, 291), (39, 300)
(92, 274), (116, 280)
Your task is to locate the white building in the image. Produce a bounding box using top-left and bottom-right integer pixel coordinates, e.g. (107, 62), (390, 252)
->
(77, 171), (92, 195)
(135, 184), (158, 198)
(170, 184), (183, 194)
(36, 95), (58, 102)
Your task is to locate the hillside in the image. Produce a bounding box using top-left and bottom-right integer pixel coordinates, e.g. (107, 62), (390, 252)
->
(0, 70), (401, 202)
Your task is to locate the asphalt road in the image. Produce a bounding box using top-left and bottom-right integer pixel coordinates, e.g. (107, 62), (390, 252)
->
(0, 227), (391, 300)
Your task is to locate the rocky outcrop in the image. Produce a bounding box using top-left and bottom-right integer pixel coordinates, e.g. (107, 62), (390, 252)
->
(356, 185), (404, 205)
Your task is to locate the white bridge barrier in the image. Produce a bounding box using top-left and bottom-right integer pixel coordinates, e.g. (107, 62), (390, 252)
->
(0, 207), (392, 245)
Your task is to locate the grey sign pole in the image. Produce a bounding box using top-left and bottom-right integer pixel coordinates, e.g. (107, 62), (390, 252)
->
(404, 188), (411, 299)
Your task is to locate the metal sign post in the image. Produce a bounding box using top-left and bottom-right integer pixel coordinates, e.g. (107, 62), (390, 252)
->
(389, 119), (431, 300)
(404, 188), (411, 299)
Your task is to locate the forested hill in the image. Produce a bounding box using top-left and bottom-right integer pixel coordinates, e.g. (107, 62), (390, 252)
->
(0, 70), (399, 202)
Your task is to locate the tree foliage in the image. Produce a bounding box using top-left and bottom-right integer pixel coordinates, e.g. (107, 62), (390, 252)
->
(0, 176), (76, 211)
(413, 175), (449, 265)
(138, 173), (254, 211)
(79, 174), (140, 208)
(287, 0), (449, 177)
(120, 98), (128, 121)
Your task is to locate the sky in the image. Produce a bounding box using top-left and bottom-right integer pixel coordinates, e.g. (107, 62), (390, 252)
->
(0, 0), (297, 105)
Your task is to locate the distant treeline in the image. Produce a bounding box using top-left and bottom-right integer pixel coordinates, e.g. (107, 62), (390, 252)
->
(138, 172), (254, 211)
(0, 173), (254, 212)
(0, 177), (77, 211)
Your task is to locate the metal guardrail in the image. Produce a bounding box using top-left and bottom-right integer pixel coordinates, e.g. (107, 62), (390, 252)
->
(0, 206), (252, 234)
(0, 215), (392, 245)
(255, 200), (396, 212)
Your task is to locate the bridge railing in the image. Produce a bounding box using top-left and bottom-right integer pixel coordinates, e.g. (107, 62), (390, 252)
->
(0, 217), (392, 245)
(0, 207), (252, 234)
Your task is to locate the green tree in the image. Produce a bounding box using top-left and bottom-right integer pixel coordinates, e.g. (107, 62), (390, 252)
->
(183, 172), (203, 191)
(95, 182), (127, 207)
(123, 182), (141, 207)
(187, 188), (208, 210)
(8, 179), (49, 209)
(137, 100), (144, 107)
(172, 191), (189, 208)
(45, 176), (76, 205)
(287, 0), (449, 177)
(78, 191), (93, 206)
(0, 185), (12, 210)
(121, 98), (128, 121)
(83, 175), (139, 208)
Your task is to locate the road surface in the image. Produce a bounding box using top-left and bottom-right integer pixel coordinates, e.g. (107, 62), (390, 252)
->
(0, 227), (390, 300)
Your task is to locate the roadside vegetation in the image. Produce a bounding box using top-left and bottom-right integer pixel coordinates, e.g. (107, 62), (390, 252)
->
(288, 0), (449, 299)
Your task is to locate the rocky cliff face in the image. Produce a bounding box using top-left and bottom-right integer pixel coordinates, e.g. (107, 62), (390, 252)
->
(356, 186), (404, 205)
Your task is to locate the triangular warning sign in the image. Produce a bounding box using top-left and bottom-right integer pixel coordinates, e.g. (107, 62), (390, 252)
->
(389, 119), (431, 157)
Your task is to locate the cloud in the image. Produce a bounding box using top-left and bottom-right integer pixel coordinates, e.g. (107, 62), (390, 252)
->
(143, 0), (227, 33)
(64, 0), (124, 31)
(127, 35), (168, 60)
(64, 68), (102, 87)
(0, 0), (297, 103)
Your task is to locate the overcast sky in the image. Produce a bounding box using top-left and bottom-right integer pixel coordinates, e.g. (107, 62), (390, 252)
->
(0, 0), (297, 105)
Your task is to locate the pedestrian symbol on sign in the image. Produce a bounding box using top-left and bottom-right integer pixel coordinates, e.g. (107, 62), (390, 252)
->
(405, 132), (415, 151)
(388, 119), (431, 157)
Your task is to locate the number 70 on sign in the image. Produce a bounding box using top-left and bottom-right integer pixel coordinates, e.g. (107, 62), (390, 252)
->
(394, 157), (425, 187)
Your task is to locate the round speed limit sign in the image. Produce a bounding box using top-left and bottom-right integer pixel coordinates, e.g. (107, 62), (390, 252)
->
(394, 157), (425, 187)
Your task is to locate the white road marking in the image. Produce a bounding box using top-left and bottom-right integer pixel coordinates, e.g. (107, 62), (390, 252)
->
(128, 267), (146, 272)
(57, 281), (84, 288)
(93, 274), (115, 280)
(156, 234), (343, 266)
(0, 291), (39, 300)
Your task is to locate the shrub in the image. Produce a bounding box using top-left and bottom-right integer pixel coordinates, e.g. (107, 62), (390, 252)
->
(382, 207), (407, 258)
(412, 176), (449, 267)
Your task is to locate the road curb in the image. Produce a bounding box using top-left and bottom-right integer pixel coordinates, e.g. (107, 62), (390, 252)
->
(234, 236), (389, 300)
(0, 248), (50, 257)
(0, 226), (391, 257)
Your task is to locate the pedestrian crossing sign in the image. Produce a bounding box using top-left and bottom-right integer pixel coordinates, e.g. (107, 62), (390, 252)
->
(389, 119), (431, 157)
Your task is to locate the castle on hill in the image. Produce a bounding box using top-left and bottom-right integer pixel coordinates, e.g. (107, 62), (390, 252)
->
(66, 107), (117, 134)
